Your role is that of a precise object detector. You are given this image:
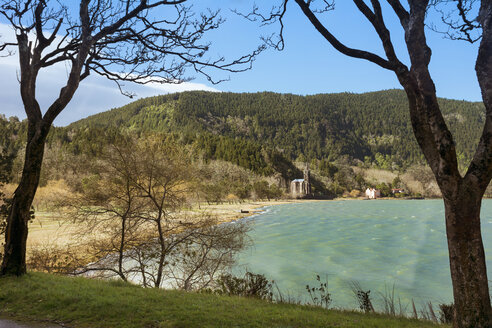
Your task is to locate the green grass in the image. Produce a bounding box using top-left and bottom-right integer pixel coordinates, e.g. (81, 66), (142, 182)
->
(0, 272), (447, 328)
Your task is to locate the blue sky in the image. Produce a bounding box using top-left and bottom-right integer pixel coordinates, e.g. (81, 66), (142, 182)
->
(200, 1), (480, 98)
(0, 0), (482, 126)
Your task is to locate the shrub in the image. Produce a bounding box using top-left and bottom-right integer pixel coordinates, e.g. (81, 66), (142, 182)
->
(349, 189), (362, 198)
(375, 183), (392, 197)
(253, 181), (283, 200)
(27, 242), (85, 274)
(216, 272), (273, 301)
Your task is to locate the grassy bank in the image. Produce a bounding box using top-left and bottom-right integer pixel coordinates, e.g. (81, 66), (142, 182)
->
(0, 273), (446, 328)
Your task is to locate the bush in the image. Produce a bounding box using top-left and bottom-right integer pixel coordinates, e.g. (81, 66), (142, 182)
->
(253, 181), (282, 200)
(253, 181), (270, 199)
(27, 242), (85, 274)
(216, 272), (273, 301)
(349, 189), (362, 198)
(233, 184), (251, 201)
(202, 183), (226, 204)
(375, 183), (392, 197)
(392, 176), (402, 188)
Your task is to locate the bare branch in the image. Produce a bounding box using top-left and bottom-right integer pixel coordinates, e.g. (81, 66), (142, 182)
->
(2, 0), (262, 123)
(386, 0), (409, 28)
(429, 0), (482, 43)
(294, 0), (396, 70)
(353, 0), (408, 72)
(463, 0), (492, 190)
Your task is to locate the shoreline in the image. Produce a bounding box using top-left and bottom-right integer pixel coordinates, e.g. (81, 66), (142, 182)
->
(209, 196), (443, 223)
(26, 197), (443, 250)
(24, 199), (309, 250)
(189, 199), (323, 224)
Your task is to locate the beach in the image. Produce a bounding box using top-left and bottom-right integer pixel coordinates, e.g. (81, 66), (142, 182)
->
(25, 199), (314, 252)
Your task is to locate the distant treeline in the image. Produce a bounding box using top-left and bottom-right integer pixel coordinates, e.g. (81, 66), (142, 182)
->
(66, 89), (484, 170)
(0, 90), (485, 183)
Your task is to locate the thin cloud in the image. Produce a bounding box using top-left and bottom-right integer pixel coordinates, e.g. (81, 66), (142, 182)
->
(0, 23), (220, 126)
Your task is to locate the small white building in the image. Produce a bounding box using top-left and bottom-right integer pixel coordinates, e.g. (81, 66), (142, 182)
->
(365, 188), (381, 199)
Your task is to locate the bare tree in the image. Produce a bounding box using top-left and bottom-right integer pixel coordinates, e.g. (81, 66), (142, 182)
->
(65, 137), (147, 281)
(64, 135), (250, 289)
(167, 218), (250, 291)
(245, 1), (492, 326)
(0, 0), (262, 276)
(128, 213), (250, 289)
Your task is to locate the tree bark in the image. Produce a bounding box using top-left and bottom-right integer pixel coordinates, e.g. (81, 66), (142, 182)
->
(402, 83), (492, 328)
(444, 189), (492, 327)
(1, 120), (50, 275)
(399, 4), (492, 325)
(402, 84), (492, 327)
(155, 216), (166, 288)
(117, 215), (127, 282)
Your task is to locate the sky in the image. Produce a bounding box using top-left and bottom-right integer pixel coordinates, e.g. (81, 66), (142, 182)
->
(0, 0), (482, 126)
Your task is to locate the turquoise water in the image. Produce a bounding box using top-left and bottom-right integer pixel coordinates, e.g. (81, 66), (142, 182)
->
(235, 199), (492, 310)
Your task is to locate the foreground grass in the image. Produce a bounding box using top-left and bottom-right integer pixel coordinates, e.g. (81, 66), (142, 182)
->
(0, 273), (446, 328)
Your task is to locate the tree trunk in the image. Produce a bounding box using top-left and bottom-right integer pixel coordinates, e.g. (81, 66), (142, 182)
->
(1, 120), (50, 276)
(156, 218), (165, 288)
(117, 216), (127, 282)
(401, 81), (492, 327)
(444, 190), (492, 328)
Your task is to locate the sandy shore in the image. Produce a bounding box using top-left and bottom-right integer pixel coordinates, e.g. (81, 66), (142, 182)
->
(188, 200), (299, 224)
(25, 199), (320, 250)
(26, 197), (417, 248)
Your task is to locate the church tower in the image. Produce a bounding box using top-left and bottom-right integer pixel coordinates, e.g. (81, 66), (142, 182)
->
(303, 163), (311, 195)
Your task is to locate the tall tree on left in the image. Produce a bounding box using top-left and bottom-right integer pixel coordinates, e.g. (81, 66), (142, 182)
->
(0, 0), (261, 276)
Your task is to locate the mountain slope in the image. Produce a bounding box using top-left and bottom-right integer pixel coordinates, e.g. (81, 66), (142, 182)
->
(70, 89), (484, 169)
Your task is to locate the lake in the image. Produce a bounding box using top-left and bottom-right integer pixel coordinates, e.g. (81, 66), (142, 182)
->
(235, 199), (492, 310)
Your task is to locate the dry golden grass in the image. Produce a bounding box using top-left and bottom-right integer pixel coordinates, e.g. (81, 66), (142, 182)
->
(32, 180), (73, 210)
(360, 168), (397, 185)
(400, 173), (424, 195)
(2, 179), (73, 211)
(352, 166), (441, 197)
(27, 211), (77, 248)
(401, 166), (441, 197)
(0, 182), (16, 197)
(0, 180), (78, 256)
(22, 193), (302, 257)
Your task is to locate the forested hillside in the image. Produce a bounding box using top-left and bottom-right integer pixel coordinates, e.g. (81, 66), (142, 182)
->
(69, 89), (484, 170)
(0, 90), (486, 198)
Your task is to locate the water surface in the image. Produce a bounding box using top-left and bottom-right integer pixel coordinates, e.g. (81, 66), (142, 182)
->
(235, 199), (492, 309)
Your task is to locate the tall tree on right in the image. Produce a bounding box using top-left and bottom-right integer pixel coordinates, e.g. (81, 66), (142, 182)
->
(247, 1), (492, 327)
